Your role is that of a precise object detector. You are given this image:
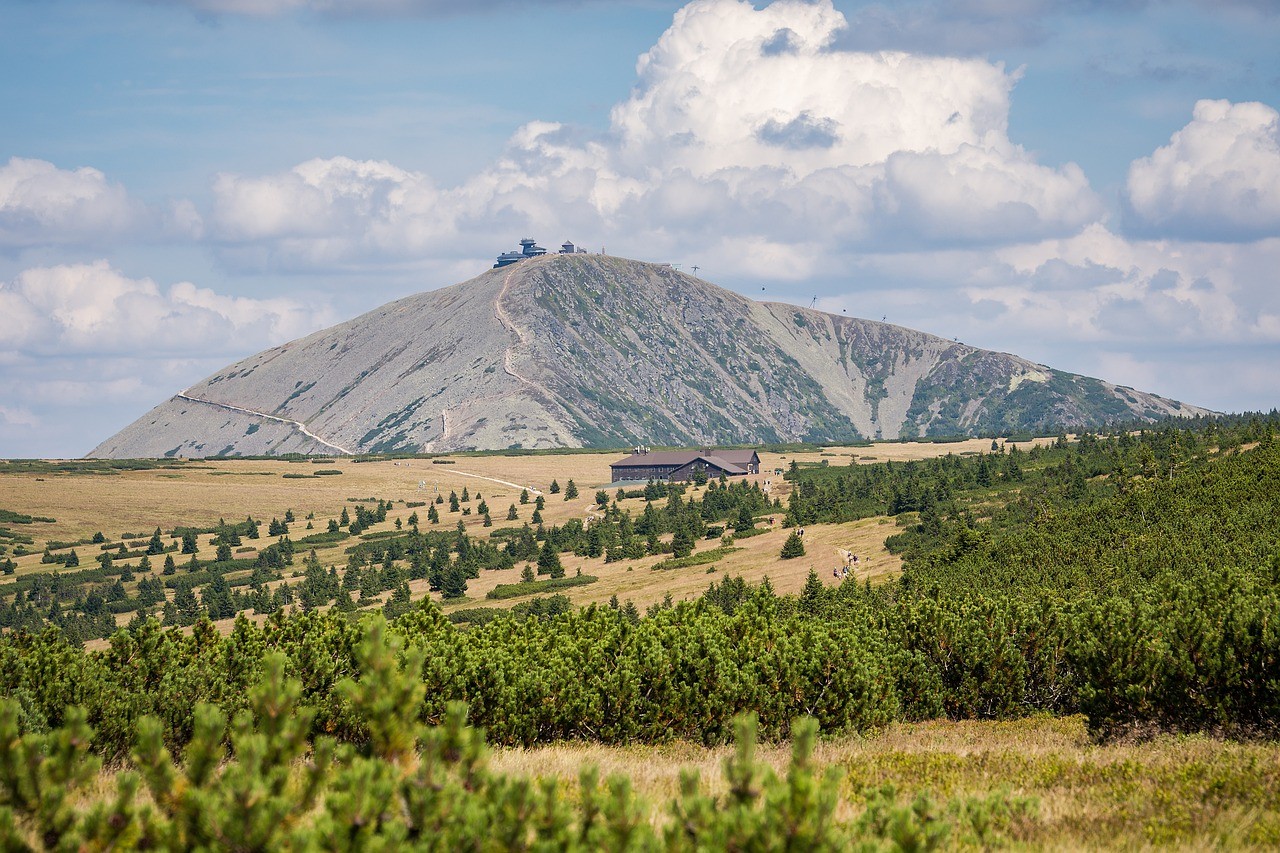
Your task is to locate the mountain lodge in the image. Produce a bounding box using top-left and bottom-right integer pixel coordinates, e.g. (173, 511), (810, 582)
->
(610, 449), (761, 483)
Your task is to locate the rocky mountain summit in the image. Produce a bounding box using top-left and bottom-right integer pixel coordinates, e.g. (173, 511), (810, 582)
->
(91, 254), (1207, 458)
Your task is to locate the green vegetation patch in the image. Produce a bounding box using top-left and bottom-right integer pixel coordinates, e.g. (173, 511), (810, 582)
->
(652, 546), (742, 571)
(486, 574), (598, 600)
(0, 510), (56, 525)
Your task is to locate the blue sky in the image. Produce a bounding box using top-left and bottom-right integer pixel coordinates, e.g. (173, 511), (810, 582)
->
(3, 0), (1279, 457)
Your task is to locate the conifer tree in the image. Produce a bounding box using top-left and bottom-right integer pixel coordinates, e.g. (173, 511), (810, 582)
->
(442, 564), (468, 599)
(671, 524), (694, 559)
(537, 540), (563, 577)
(780, 530), (805, 559)
(799, 569), (825, 615)
(565, 480), (578, 500)
(203, 574), (236, 619)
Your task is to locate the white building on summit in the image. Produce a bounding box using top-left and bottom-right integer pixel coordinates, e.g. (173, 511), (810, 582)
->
(494, 238), (587, 268)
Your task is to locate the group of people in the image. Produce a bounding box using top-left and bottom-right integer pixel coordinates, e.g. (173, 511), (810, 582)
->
(832, 550), (860, 580)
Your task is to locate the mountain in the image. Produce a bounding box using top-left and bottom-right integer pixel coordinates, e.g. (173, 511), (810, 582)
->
(90, 254), (1209, 458)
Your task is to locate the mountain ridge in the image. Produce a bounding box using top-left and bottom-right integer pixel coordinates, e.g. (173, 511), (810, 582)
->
(89, 254), (1209, 458)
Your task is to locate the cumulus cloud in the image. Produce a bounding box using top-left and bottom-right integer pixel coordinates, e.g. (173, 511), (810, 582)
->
(967, 224), (1280, 345)
(208, 157), (451, 268)
(1125, 99), (1280, 241)
(0, 260), (335, 357)
(0, 157), (144, 250)
(205, 0), (1101, 274)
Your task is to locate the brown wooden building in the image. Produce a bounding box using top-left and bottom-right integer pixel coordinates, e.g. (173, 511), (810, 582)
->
(610, 449), (761, 483)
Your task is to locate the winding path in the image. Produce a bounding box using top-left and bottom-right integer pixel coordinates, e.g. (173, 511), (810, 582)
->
(176, 393), (354, 456)
(428, 259), (562, 454)
(493, 262), (554, 400)
(449, 470), (542, 495)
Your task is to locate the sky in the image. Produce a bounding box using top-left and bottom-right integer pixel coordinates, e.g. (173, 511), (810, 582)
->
(2, 0), (1279, 458)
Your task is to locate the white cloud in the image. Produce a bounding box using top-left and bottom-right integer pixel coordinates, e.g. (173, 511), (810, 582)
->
(0, 260), (335, 356)
(205, 0), (1102, 274)
(965, 224), (1280, 345)
(0, 406), (38, 429)
(0, 157), (144, 250)
(1125, 99), (1280, 241)
(209, 156), (452, 269)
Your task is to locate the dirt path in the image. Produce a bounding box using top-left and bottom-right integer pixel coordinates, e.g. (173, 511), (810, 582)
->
(428, 260), (563, 454)
(494, 262), (553, 400)
(176, 393), (353, 456)
(450, 469), (542, 495)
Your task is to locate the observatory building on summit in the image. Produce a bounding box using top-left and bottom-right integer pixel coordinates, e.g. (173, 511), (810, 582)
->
(494, 238), (588, 268)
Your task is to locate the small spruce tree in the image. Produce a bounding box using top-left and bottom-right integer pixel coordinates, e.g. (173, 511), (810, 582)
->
(780, 530), (806, 559)
(537, 540), (563, 577)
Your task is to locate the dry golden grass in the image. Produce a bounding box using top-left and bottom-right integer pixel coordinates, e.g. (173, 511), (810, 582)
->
(489, 715), (1280, 850)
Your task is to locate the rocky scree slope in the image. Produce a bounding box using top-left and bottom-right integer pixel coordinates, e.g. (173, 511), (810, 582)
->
(90, 254), (1207, 457)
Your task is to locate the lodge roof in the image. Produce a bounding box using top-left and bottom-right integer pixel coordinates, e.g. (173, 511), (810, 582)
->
(610, 448), (759, 475)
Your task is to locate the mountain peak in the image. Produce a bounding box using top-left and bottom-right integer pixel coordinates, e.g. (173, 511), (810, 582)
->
(89, 254), (1209, 458)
